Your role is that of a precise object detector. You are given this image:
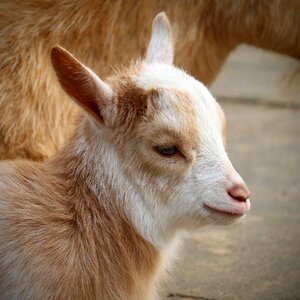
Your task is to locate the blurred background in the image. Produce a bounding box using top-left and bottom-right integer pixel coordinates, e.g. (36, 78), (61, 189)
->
(166, 45), (300, 300)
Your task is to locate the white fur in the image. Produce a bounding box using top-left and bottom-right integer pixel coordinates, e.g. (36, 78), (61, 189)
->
(146, 12), (174, 65)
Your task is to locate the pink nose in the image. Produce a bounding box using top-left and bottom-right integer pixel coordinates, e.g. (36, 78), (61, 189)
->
(227, 184), (250, 202)
(226, 169), (250, 202)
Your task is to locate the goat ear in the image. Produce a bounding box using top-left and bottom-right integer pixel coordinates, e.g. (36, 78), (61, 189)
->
(51, 45), (112, 124)
(146, 12), (174, 65)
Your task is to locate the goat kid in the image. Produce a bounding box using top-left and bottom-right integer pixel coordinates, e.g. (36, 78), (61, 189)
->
(0, 13), (250, 300)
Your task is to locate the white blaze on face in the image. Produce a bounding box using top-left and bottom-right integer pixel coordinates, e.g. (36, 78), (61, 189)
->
(134, 63), (250, 230)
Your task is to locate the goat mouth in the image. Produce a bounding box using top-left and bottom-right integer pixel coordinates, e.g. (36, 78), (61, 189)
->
(203, 203), (247, 217)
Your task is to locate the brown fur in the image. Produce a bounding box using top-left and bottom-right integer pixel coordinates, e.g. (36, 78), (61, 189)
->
(0, 0), (299, 161)
(0, 103), (161, 300)
(0, 163), (159, 299)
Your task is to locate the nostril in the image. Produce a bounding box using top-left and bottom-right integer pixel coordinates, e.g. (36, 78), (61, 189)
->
(229, 194), (247, 202)
(227, 185), (250, 202)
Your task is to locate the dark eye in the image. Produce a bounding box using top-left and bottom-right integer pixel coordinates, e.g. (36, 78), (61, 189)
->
(155, 146), (178, 156)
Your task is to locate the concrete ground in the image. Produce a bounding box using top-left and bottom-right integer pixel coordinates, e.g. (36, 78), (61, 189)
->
(165, 46), (300, 300)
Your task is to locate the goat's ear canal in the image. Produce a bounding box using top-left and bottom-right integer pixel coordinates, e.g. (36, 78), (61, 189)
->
(146, 12), (174, 65)
(51, 45), (112, 125)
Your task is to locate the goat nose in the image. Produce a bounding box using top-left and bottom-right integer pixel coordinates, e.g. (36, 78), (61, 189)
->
(226, 167), (250, 202)
(227, 183), (250, 202)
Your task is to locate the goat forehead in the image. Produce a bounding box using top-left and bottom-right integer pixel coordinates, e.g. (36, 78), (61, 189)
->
(135, 64), (221, 137)
(136, 64), (200, 91)
(136, 64), (217, 113)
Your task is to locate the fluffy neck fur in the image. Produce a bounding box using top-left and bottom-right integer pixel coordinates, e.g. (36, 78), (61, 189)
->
(54, 115), (179, 248)
(43, 115), (178, 298)
(0, 114), (181, 300)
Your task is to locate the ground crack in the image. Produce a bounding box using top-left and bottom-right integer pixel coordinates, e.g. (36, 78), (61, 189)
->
(167, 292), (216, 300)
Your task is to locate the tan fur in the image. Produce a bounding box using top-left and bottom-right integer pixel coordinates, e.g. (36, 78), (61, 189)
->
(0, 99), (162, 300)
(0, 0), (299, 161)
(0, 166), (159, 299)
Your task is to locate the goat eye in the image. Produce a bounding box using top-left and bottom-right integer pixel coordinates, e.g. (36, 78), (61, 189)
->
(156, 146), (178, 156)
